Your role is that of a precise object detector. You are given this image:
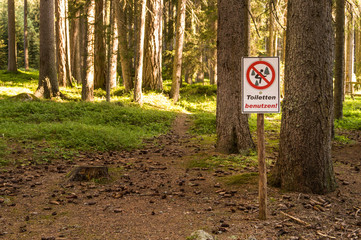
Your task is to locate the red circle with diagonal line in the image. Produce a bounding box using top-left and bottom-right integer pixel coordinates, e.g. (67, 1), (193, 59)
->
(246, 61), (275, 90)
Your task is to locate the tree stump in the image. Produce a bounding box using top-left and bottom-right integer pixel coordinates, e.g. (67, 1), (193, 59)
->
(67, 166), (110, 182)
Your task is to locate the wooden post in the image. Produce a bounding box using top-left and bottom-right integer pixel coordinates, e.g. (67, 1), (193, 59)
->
(257, 113), (267, 220)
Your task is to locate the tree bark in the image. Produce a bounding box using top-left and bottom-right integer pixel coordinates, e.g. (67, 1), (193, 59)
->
(70, 7), (82, 84)
(56, 0), (68, 87)
(109, 0), (118, 90)
(94, 0), (106, 89)
(36, 0), (59, 98)
(345, 4), (354, 96)
(7, 0), (17, 72)
(216, 0), (254, 154)
(82, 0), (95, 101)
(268, 0), (275, 56)
(271, 0), (336, 194)
(117, 0), (133, 91)
(106, 0), (118, 102)
(134, 0), (147, 104)
(356, 18), (361, 78)
(24, 0), (29, 71)
(143, 0), (163, 90)
(170, 0), (186, 102)
(334, 0), (345, 120)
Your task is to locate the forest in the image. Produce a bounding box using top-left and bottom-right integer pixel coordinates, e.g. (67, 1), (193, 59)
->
(1, 0), (361, 239)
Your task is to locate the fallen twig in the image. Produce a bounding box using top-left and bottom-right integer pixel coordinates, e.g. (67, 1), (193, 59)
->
(280, 211), (310, 226)
(317, 231), (336, 239)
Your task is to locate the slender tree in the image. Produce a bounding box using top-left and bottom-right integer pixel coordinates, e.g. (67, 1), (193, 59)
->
(7, 0), (17, 72)
(109, 0), (118, 90)
(334, 0), (345, 119)
(82, 0), (95, 101)
(94, 0), (106, 89)
(216, 0), (254, 153)
(35, 0), (59, 98)
(70, 4), (82, 84)
(143, 0), (163, 90)
(106, 0), (118, 101)
(56, 0), (68, 87)
(24, 0), (29, 71)
(134, 0), (147, 104)
(345, 3), (354, 96)
(117, 0), (133, 92)
(170, 0), (186, 102)
(271, 0), (336, 194)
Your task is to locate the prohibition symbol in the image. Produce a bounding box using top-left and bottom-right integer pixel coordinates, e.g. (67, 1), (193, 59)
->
(246, 61), (275, 90)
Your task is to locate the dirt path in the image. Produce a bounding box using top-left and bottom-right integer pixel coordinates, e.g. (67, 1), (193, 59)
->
(1, 114), (361, 239)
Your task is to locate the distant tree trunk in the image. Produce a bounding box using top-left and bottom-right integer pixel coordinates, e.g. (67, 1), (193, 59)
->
(356, 19), (361, 78)
(82, 0), (95, 101)
(56, 0), (68, 87)
(209, 11), (217, 85)
(36, 0), (59, 98)
(7, 0), (17, 72)
(70, 8), (82, 84)
(94, 0), (106, 89)
(143, 0), (163, 90)
(109, 0), (118, 89)
(64, 0), (72, 86)
(117, 0), (133, 91)
(106, 0), (117, 102)
(334, 0), (345, 120)
(24, 0), (29, 71)
(268, 0), (275, 56)
(80, 9), (87, 83)
(271, 0), (336, 194)
(134, 0), (147, 104)
(170, 0), (186, 102)
(345, 4), (354, 96)
(216, 0), (254, 154)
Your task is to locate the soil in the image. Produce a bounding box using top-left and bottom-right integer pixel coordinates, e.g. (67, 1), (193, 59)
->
(0, 114), (360, 240)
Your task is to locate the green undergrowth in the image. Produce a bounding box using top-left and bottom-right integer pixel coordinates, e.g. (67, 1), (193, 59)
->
(222, 172), (259, 186)
(334, 96), (361, 130)
(187, 153), (258, 170)
(0, 100), (175, 151)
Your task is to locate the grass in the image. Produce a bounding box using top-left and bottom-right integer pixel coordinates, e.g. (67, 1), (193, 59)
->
(222, 172), (259, 186)
(187, 153), (258, 170)
(1, 70), (360, 166)
(334, 96), (361, 130)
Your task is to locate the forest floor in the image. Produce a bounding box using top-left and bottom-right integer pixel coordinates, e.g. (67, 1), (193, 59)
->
(0, 113), (361, 240)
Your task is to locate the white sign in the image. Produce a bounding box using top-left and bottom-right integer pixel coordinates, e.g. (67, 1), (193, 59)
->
(242, 57), (280, 113)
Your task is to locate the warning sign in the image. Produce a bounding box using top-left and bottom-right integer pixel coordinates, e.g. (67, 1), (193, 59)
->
(242, 57), (280, 113)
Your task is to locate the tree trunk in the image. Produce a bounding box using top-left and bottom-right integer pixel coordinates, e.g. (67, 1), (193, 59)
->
(106, 0), (117, 102)
(170, 0), (186, 102)
(82, 0), (95, 101)
(94, 0), (106, 89)
(345, 4), (354, 96)
(271, 0), (336, 194)
(334, 0), (345, 120)
(36, 0), (59, 98)
(216, 0), (254, 154)
(134, 0), (147, 104)
(268, 0), (276, 56)
(7, 0), (17, 72)
(356, 18), (361, 78)
(117, 0), (133, 91)
(209, 20), (217, 85)
(56, 0), (68, 87)
(24, 0), (29, 71)
(65, 0), (73, 86)
(109, 0), (118, 90)
(143, 0), (163, 90)
(80, 9), (87, 84)
(70, 8), (82, 84)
